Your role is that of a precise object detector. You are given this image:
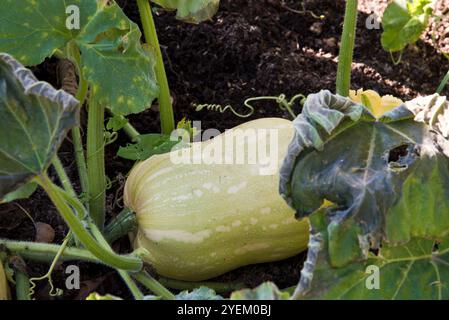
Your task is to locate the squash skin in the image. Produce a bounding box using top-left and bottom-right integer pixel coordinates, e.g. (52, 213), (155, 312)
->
(0, 262), (9, 300)
(125, 118), (309, 281)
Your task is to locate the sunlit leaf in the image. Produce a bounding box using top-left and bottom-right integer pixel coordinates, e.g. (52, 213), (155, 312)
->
(86, 293), (123, 300)
(152, 0), (220, 23)
(0, 53), (78, 198)
(0, 0), (158, 115)
(230, 282), (290, 300)
(381, 0), (434, 52)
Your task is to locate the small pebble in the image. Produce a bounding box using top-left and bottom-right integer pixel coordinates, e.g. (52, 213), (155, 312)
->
(310, 22), (323, 35)
(35, 222), (55, 243)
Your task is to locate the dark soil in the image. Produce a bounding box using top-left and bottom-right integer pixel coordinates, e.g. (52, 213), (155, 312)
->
(1, 0), (448, 299)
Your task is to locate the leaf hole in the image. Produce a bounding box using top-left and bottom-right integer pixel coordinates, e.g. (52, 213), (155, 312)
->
(385, 144), (419, 171)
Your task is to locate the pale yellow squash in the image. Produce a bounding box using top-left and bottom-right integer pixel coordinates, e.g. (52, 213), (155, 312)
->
(0, 261), (9, 300)
(125, 118), (309, 281)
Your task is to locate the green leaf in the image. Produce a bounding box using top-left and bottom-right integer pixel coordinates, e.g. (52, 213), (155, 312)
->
(0, 0), (96, 66)
(76, 3), (158, 115)
(1, 182), (37, 204)
(381, 0), (434, 52)
(280, 90), (449, 267)
(152, 0), (220, 23)
(230, 282), (290, 300)
(117, 134), (183, 160)
(298, 209), (449, 300)
(0, 53), (78, 198)
(0, 1), (158, 115)
(107, 115), (128, 132)
(176, 287), (223, 300)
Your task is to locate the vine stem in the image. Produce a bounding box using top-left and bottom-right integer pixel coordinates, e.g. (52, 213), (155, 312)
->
(0, 239), (100, 264)
(52, 156), (76, 197)
(86, 89), (106, 228)
(35, 173), (142, 271)
(335, 0), (358, 96)
(132, 271), (175, 300)
(104, 208), (137, 244)
(15, 271), (31, 300)
(88, 219), (143, 300)
(136, 0), (175, 135)
(67, 42), (90, 202)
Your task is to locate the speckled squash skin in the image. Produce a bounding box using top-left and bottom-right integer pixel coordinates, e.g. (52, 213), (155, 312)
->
(125, 118), (309, 281)
(0, 262), (9, 300)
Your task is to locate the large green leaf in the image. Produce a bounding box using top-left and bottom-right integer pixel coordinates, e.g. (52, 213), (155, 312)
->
(296, 209), (449, 299)
(0, 0), (96, 66)
(280, 90), (449, 268)
(281, 90), (449, 298)
(0, 0), (158, 115)
(0, 53), (78, 199)
(381, 0), (434, 52)
(152, 0), (220, 23)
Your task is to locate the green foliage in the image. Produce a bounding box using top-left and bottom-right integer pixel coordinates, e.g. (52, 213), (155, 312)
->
(299, 210), (449, 299)
(381, 0), (434, 52)
(117, 134), (182, 160)
(0, 54), (78, 199)
(0, 0), (158, 115)
(280, 90), (449, 299)
(1, 182), (37, 204)
(152, 0), (220, 23)
(107, 115), (129, 132)
(230, 282), (290, 300)
(176, 287), (223, 300)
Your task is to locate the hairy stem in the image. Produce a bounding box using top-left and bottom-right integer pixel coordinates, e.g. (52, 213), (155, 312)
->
(64, 44), (90, 201)
(52, 156), (76, 197)
(88, 219), (143, 300)
(336, 0), (358, 96)
(36, 174), (142, 271)
(86, 90), (106, 228)
(132, 271), (175, 300)
(136, 0), (175, 134)
(0, 239), (100, 264)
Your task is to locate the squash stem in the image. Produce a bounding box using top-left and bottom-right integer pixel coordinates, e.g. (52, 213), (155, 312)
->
(86, 89), (106, 229)
(68, 42), (90, 202)
(88, 219), (143, 300)
(336, 0), (358, 96)
(132, 271), (175, 300)
(35, 173), (142, 271)
(15, 270), (31, 300)
(52, 156), (77, 197)
(136, 0), (175, 135)
(104, 208), (137, 244)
